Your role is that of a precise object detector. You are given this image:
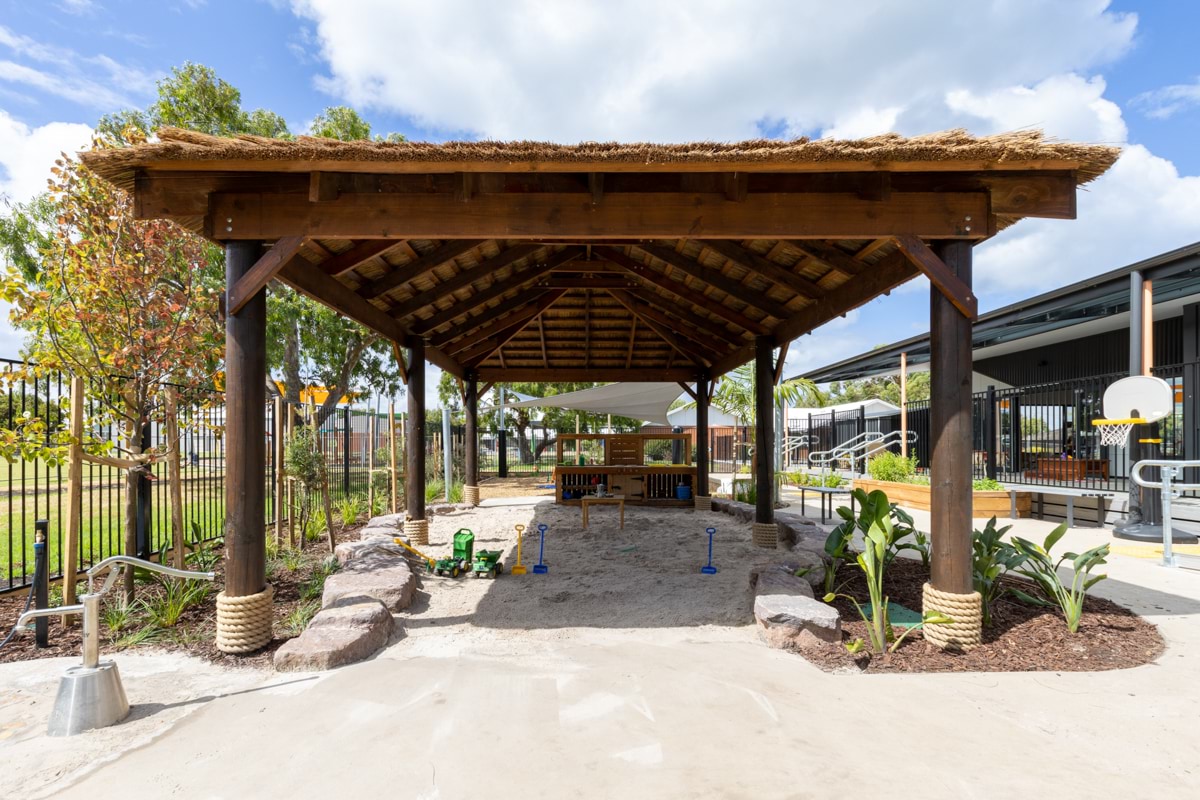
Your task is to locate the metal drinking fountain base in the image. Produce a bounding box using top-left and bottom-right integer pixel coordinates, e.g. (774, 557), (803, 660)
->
(48, 660), (130, 737)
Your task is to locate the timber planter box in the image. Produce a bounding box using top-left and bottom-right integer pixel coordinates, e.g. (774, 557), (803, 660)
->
(852, 478), (1030, 519)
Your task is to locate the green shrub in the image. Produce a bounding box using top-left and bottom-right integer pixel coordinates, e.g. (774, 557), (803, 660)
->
(867, 451), (918, 483)
(338, 494), (363, 528)
(972, 478), (1005, 491)
(824, 489), (949, 655)
(283, 600), (320, 637)
(1010, 524), (1109, 633)
(448, 482), (464, 503)
(139, 576), (209, 628)
(425, 479), (445, 503)
(971, 517), (1024, 627)
(824, 488), (918, 595)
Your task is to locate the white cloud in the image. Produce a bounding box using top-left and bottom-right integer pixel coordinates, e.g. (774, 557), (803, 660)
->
(1131, 77), (1200, 120)
(291, 0), (1136, 141)
(0, 111), (92, 204)
(57, 0), (99, 14)
(975, 145), (1200, 299)
(945, 74), (1126, 143)
(0, 24), (156, 111)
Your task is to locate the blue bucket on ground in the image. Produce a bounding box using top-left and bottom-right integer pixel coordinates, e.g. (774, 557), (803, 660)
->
(675, 485), (692, 500)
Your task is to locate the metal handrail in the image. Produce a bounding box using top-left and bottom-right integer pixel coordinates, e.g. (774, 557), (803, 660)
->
(18, 556), (214, 668)
(807, 429), (918, 476)
(1131, 459), (1200, 568)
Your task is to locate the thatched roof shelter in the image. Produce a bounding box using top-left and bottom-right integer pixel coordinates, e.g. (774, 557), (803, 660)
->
(82, 127), (1117, 384)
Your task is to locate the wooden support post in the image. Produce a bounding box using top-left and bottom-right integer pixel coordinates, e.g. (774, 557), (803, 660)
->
(165, 388), (185, 570)
(62, 376), (84, 621)
(696, 374), (710, 504)
(286, 401), (295, 547)
(274, 396), (284, 545)
(224, 240), (268, 597)
(928, 240), (973, 594)
(753, 336), (776, 547)
(389, 402), (398, 513)
(406, 339), (427, 522)
(464, 374), (479, 505)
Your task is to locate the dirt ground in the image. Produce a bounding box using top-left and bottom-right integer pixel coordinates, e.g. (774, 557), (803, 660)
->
(478, 475), (555, 499)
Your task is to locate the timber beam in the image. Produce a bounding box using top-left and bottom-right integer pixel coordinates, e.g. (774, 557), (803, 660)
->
(597, 247), (770, 335)
(227, 236), (305, 315)
(276, 259), (464, 377)
(207, 191), (991, 240)
(708, 250), (921, 378)
(361, 239), (486, 300)
(631, 243), (793, 320)
(893, 234), (978, 318)
(389, 244), (544, 319)
(448, 291), (566, 360)
(319, 239), (403, 277)
(696, 240), (825, 300)
(476, 367), (703, 382)
(607, 288), (744, 351)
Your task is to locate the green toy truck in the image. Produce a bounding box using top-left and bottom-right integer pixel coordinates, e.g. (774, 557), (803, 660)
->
(433, 529), (475, 578)
(471, 549), (504, 579)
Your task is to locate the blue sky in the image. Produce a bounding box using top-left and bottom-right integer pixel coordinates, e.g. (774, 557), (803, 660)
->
(2, 1), (1199, 402)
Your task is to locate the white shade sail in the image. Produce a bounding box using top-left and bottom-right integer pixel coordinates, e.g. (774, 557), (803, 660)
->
(485, 382), (688, 426)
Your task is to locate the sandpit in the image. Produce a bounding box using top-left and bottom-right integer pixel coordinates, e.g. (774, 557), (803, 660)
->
(391, 501), (783, 647)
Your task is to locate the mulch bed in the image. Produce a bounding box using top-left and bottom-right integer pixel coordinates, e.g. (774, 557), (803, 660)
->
(0, 525), (361, 669)
(807, 558), (1165, 673)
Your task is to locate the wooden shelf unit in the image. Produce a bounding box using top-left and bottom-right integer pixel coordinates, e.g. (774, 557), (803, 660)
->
(554, 433), (695, 506)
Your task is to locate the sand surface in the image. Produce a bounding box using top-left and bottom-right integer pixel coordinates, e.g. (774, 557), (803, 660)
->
(390, 500), (770, 655)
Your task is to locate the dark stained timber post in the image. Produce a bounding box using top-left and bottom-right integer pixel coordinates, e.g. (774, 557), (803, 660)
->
(695, 373), (710, 506)
(405, 339), (429, 543)
(464, 373), (479, 505)
(224, 240), (266, 598)
(929, 240), (973, 594)
(922, 239), (983, 652)
(753, 336), (776, 547)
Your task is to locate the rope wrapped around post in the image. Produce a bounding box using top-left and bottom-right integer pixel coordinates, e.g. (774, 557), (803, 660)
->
(463, 485), (480, 506)
(404, 518), (430, 546)
(694, 496), (712, 512)
(215, 584), (274, 654)
(921, 583), (983, 651)
(752, 521), (778, 549)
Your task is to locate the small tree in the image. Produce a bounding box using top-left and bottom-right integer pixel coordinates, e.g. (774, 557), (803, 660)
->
(283, 426), (326, 551)
(2, 138), (221, 601)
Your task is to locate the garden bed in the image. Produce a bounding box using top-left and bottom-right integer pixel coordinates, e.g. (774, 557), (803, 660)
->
(0, 527), (356, 669)
(807, 558), (1164, 673)
(853, 477), (1030, 518)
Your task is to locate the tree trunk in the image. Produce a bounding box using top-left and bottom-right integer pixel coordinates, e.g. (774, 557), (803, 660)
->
(122, 388), (141, 605)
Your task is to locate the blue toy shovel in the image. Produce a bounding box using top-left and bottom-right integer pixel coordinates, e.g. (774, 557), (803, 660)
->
(701, 527), (718, 574)
(533, 523), (550, 574)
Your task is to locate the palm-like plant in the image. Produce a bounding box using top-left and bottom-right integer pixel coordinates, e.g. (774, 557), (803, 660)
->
(708, 362), (823, 424)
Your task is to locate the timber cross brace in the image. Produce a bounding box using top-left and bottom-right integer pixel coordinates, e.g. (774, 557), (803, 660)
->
(81, 127), (1117, 651)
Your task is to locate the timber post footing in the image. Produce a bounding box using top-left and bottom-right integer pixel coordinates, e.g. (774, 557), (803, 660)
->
(751, 522), (778, 549)
(463, 485), (480, 506)
(694, 496), (712, 512)
(921, 583), (982, 651)
(215, 585), (274, 654)
(404, 518), (430, 546)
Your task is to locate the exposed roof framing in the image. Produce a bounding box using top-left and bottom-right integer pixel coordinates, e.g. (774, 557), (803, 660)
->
(82, 127), (1119, 383)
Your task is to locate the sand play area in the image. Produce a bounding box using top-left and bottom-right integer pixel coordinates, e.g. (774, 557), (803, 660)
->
(397, 501), (765, 641)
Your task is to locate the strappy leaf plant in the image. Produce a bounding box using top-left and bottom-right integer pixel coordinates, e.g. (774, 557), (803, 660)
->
(1009, 523), (1109, 633)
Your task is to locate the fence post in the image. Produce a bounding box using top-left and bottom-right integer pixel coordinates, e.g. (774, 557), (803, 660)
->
(136, 416), (152, 559)
(368, 414), (376, 514)
(165, 388), (185, 570)
(62, 376), (84, 621)
(274, 396), (284, 546)
(388, 402), (398, 514)
(985, 385), (998, 480)
(342, 406), (351, 498)
(858, 405), (866, 443)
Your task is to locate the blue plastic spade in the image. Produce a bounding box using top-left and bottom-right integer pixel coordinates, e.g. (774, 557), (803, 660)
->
(701, 526), (718, 574)
(533, 523), (550, 574)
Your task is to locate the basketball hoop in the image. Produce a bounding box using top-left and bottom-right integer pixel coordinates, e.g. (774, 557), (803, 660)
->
(1092, 418), (1142, 447)
(1091, 376), (1174, 449)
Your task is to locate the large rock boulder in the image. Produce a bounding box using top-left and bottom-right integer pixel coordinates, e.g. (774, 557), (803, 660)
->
(274, 598), (394, 672)
(749, 557), (826, 593)
(775, 512), (827, 550)
(333, 539), (408, 569)
(321, 557), (416, 612)
(751, 562), (840, 651)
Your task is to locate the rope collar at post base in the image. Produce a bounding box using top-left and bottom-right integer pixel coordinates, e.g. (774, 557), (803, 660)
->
(921, 583), (983, 651)
(215, 584), (274, 654)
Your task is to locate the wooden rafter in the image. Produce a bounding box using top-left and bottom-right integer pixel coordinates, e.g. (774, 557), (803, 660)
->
(433, 291), (550, 350)
(708, 250), (920, 378)
(539, 315), (548, 368)
(696, 239), (824, 300)
(391, 341), (409, 385)
(390, 244), (544, 319)
(854, 238), (890, 260)
(453, 291), (567, 364)
(227, 236), (305, 315)
(678, 381), (698, 400)
(607, 290), (726, 365)
(788, 241), (868, 278)
(893, 234), (978, 318)
(276, 259), (463, 377)
(596, 247), (769, 335)
(606, 288), (742, 352)
(360, 239), (486, 300)
(319, 239), (401, 277)
(774, 341), (790, 385)
(416, 247), (583, 338)
(632, 243), (792, 320)
(626, 318), (637, 369)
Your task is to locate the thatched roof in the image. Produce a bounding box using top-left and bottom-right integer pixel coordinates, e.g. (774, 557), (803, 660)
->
(81, 127), (1119, 186)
